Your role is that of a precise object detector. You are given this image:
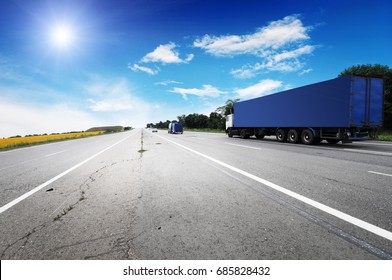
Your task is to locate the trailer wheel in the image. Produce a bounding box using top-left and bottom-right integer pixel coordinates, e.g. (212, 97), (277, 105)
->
(288, 129), (300, 143)
(240, 129), (249, 139)
(301, 129), (315, 145)
(276, 129), (287, 142)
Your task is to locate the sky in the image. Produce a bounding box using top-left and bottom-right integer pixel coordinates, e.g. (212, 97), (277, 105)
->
(0, 0), (391, 137)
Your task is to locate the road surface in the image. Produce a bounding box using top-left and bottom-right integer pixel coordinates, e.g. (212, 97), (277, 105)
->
(0, 129), (391, 259)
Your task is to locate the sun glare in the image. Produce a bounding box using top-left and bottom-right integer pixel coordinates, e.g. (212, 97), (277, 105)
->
(50, 24), (74, 49)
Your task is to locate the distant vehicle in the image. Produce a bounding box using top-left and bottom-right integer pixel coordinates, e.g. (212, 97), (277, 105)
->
(152, 128), (158, 132)
(226, 75), (383, 145)
(168, 122), (183, 134)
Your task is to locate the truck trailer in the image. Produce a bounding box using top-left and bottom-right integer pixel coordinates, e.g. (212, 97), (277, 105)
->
(225, 75), (383, 144)
(168, 122), (184, 134)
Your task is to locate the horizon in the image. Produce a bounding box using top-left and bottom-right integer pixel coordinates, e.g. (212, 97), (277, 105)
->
(1, 0), (391, 138)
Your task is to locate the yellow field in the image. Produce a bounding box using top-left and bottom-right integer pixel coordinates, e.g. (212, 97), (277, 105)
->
(0, 131), (104, 149)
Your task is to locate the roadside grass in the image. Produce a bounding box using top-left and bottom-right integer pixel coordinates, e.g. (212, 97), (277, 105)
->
(181, 128), (225, 133)
(0, 131), (105, 150)
(377, 130), (392, 141)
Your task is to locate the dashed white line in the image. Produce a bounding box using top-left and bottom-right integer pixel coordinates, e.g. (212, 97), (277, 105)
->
(0, 134), (134, 214)
(44, 150), (67, 157)
(368, 171), (392, 177)
(225, 142), (262, 150)
(156, 133), (392, 242)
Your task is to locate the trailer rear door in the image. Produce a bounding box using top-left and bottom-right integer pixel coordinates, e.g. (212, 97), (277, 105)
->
(350, 77), (383, 127)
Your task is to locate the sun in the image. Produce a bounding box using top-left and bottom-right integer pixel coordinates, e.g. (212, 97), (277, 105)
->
(50, 24), (74, 49)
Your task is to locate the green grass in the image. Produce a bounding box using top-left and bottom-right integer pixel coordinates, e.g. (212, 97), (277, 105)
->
(377, 130), (392, 141)
(182, 128), (225, 133)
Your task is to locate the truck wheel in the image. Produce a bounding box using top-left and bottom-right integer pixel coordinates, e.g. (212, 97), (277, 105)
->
(227, 129), (233, 138)
(301, 129), (315, 145)
(276, 129), (287, 142)
(256, 134), (265, 139)
(288, 129), (300, 143)
(240, 129), (249, 139)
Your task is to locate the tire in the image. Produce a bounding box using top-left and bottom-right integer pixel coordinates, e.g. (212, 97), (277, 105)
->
(288, 129), (300, 143)
(255, 134), (265, 139)
(301, 129), (315, 145)
(227, 129), (233, 138)
(240, 129), (249, 139)
(276, 129), (287, 142)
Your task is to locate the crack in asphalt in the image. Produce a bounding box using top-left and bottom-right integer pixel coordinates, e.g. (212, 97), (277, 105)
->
(0, 163), (119, 259)
(0, 224), (46, 259)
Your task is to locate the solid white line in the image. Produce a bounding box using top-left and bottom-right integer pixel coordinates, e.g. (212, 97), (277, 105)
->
(156, 134), (392, 242)
(45, 150), (67, 157)
(225, 142), (262, 150)
(368, 171), (392, 177)
(0, 133), (134, 214)
(343, 149), (392, 156)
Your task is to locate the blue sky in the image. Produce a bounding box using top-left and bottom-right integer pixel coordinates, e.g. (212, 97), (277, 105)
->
(0, 0), (391, 137)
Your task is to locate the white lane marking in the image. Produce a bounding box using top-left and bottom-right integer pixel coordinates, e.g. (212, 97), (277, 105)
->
(368, 171), (392, 178)
(354, 142), (392, 146)
(343, 149), (392, 156)
(0, 133), (134, 214)
(225, 142), (262, 150)
(44, 150), (67, 157)
(156, 133), (392, 242)
(0, 150), (67, 172)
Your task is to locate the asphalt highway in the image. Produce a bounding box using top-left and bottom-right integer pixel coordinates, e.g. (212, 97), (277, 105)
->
(0, 129), (391, 259)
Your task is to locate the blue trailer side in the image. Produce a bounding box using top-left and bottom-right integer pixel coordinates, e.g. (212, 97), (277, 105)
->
(168, 122), (184, 134)
(226, 76), (383, 144)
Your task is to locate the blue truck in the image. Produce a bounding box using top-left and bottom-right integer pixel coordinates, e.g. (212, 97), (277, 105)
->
(225, 75), (384, 144)
(168, 122), (184, 134)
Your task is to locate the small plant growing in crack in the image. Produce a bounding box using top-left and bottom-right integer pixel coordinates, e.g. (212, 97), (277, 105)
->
(138, 130), (147, 154)
(53, 205), (74, 221)
(79, 191), (86, 202)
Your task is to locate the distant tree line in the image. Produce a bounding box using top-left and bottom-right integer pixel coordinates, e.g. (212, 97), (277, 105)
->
(146, 111), (230, 131)
(87, 126), (124, 133)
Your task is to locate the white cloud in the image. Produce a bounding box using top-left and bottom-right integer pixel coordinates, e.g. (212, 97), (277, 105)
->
(194, 15), (315, 77)
(230, 67), (258, 79)
(169, 84), (227, 100)
(230, 45), (315, 78)
(185, 53), (194, 63)
(299, 68), (313, 75)
(155, 80), (183, 86)
(194, 15), (310, 56)
(141, 42), (194, 64)
(235, 79), (283, 99)
(87, 98), (133, 112)
(0, 98), (99, 138)
(128, 63), (158, 75)
(84, 78), (140, 112)
(273, 45), (314, 62)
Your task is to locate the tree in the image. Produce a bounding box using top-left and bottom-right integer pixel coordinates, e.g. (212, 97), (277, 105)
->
(216, 99), (240, 116)
(338, 64), (392, 129)
(177, 114), (186, 124)
(208, 112), (225, 130)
